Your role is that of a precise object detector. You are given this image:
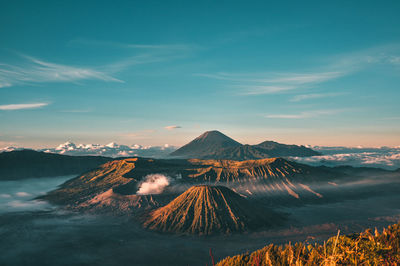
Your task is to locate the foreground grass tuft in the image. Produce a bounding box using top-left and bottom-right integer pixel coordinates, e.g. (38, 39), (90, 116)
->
(217, 222), (400, 265)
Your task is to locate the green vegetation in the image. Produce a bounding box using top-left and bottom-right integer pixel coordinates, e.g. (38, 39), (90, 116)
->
(217, 222), (400, 265)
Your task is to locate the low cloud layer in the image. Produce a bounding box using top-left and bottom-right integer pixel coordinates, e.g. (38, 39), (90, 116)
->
(0, 176), (73, 213)
(292, 146), (400, 170)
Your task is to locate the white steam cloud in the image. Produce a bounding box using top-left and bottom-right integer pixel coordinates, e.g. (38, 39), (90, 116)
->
(137, 174), (171, 195)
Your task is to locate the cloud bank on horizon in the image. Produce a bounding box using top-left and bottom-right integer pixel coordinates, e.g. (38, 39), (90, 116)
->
(0, 141), (177, 158)
(292, 146), (400, 170)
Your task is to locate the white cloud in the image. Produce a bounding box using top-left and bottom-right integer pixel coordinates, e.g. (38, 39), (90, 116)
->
(290, 93), (345, 102)
(69, 39), (199, 74)
(16, 192), (31, 197)
(59, 109), (92, 113)
(292, 146), (400, 170)
(327, 44), (400, 71)
(0, 102), (49, 110)
(164, 125), (182, 130)
(266, 113), (311, 119)
(198, 71), (345, 96)
(69, 39), (196, 51)
(0, 81), (12, 88)
(266, 109), (344, 119)
(388, 56), (400, 64)
(0, 55), (122, 88)
(240, 85), (296, 95)
(266, 72), (342, 84)
(199, 45), (400, 97)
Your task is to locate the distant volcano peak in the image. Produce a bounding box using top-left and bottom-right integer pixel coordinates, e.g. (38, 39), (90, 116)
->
(170, 130), (241, 158)
(170, 130), (320, 160)
(193, 130), (240, 144)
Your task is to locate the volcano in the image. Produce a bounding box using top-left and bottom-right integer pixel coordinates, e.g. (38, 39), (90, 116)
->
(41, 157), (339, 208)
(169, 130), (320, 160)
(142, 185), (283, 235)
(170, 130), (242, 159)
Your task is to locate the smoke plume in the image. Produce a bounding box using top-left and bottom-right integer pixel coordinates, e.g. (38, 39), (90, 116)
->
(137, 174), (171, 195)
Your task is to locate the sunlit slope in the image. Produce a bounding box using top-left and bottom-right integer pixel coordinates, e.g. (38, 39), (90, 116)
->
(42, 159), (138, 204)
(143, 185), (284, 235)
(42, 157), (337, 205)
(187, 157), (332, 182)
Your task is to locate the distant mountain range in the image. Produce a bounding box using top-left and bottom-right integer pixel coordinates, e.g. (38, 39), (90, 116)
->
(0, 141), (177, 158)
(170, 130), (320, 160)
(0, 130), (319, 161)
(3, 131), (399, 168)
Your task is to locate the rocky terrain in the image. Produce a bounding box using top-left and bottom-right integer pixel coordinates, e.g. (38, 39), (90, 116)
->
(143, 185), (284, 235)
(40, 157), (338, 207)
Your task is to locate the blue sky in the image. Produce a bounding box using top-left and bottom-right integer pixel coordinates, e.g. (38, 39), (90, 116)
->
(1, 0), (400, 148)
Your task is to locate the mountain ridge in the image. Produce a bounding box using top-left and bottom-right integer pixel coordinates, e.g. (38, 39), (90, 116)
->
(40, 157), (339, 207)
(142, 185), (283, 235)
(170, 130), (320, 160)
(0, 149), (112, 180)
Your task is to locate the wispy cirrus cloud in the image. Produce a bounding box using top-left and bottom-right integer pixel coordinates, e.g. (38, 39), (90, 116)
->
(241, 85), (296, 95)
(104, 53), (179, 73)
(70, 39), (199, 73)
(164, 125), (182, 130)
(197, 71), (344, 95)
(196, 71), (341, 84)
(118, 130), (157, 139)
(0, 55), (121, 88)
(69, 38), (197, 51)
(198, 44), (400, 97)
(237, 71), (343, 95)
(266, 109), (344, 119)
(0, 102), (49, 110)
(289, 92), (345, 102)
(59, 109), (92, 113)
(325, 44), (400, 71)
(1, 38), (199, 88)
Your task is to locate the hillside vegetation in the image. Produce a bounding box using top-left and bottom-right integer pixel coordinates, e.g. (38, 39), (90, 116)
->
(217, 222), (400, 265)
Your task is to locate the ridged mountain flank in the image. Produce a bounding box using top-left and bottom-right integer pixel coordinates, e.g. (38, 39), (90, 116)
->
(169, 130), (320, 160)
(41, 157), (337, 207)
(170, 130), (242, 158)
(142, 185), (283, 235)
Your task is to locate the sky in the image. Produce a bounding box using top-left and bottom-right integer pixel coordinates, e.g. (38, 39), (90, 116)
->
(0, 0), (400, 148)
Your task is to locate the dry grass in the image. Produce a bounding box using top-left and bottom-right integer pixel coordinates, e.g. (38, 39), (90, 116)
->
(217, 222), (400, 265)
